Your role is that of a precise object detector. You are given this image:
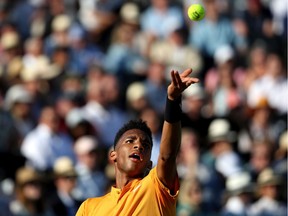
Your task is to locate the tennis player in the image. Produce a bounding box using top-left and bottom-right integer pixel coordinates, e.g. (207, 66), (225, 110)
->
(76, 68), (199, 216)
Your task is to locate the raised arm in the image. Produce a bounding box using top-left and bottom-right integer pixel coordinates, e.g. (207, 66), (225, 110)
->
(156, 69), (199, 193)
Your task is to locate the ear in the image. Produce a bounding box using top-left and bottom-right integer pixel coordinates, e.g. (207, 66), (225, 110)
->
(109, 150), (117, 162)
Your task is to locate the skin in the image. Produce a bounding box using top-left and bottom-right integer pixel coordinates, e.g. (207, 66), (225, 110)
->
(110, 69), (199, 193)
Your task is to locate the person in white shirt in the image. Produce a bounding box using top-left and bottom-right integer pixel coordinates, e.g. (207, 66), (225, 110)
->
(21, 106), (75, 171)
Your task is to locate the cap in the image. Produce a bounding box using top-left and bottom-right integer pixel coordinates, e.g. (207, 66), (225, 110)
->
(4, 84), (33, 110)
(208, 119), (237, 143)
(74, 136), (99, 155)
(53, 157), (77, 178)
(16, 166), (42, 186)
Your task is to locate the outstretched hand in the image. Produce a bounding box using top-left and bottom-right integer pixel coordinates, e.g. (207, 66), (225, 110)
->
(167, 68), (199, 100)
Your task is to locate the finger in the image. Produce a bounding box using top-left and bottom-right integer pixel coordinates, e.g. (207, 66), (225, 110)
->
(190, 77), (200, 83)
(181, 68), (193, 77)
(171, 70), (177, 86)
(175, 71), (183, 88)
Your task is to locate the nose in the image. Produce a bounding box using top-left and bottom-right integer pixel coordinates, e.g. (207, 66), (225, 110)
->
(133, 142), (144, 151)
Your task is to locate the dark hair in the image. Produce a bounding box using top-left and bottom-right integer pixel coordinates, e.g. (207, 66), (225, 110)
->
(113, 119), (153, 149)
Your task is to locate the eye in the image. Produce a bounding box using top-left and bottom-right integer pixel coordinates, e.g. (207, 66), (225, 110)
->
(125, 139), (133, 144)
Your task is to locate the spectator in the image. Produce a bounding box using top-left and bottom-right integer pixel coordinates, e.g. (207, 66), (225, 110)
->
(81, 74), (128, 148)
(65, 108), (97, 141)
(140, 0), (185, 40)
(245, 98), (280, 147)
(8, 166), (54, 216)
(242, 42), (268, 93)
(143, 61), (169, 114)
(73, 136), (108, 200)
(181, 84), (212, 149)
(177, 128), (210, 182)
(233, 0), (273, 46)
(177, 177), (209, 216)
(205, 45), (243, 117)
(125, 82), (150, 119)
(201, 118), (242, 211)
(4, 84), (35, 140)
(206, 118), (242, 178)
(49, 157), (82, 216)
(148, 27), (203, 76)
(248, 168), (287, 216)
(245, 141), (274, 182)
(21, 106), (75, 171)
(68, 24), (105, 76)
(0, 30), (22, 92)
(222, 171), (254, 216)
(44, 14), (72, 57)
(104, 3), (147, 78)
(247, 52), (288, 115)
(139, 107), (162, 166)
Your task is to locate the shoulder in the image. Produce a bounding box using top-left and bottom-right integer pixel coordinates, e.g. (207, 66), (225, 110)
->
(145, 167), (179, 198)
(76, 196), (108, 215)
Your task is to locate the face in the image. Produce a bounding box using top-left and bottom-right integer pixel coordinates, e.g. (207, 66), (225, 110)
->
(111, 129), (152, 178)
(22, 181), (42, 201)
(56, 176), (77, 193)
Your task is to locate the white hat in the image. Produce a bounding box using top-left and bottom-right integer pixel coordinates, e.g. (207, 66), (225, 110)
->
(183, 84), (205, 100)
(0, 31), (19, 50)
(74, 136), (99, 155)
(21, 56), (61, 81)
(208, 118), (237, 143)
(257, 168), (282, 187)
(65, 108), (86, 128)
(120, 2), (140, 25)
(52, 14), (71, 32)
(4, 84), (33, 110)
(214, 45), (235, 65)
(126, 82), (146, 103)
(226, 172), (254, 195)
(53, 156), (77, 178)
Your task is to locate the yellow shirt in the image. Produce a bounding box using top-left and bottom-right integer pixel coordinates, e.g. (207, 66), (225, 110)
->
(76, 167), (179, 216)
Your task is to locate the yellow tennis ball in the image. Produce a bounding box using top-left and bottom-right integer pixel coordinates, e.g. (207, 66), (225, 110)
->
(187, 4), (205, 21)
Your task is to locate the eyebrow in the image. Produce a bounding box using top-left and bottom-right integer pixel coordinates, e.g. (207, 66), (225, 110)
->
(125, 135), (152, 145)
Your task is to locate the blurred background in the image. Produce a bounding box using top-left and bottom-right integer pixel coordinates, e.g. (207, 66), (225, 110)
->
(0, 0), (287, 215)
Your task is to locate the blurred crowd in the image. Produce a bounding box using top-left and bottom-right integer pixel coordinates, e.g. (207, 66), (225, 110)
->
(0, 0), (287, 215)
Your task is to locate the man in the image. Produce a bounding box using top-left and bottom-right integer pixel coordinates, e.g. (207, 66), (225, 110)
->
(49, 157), (82, 216)
(76, 68), (199, 215)
(21, 106), (75, 171)
(74, 136), (108, 199)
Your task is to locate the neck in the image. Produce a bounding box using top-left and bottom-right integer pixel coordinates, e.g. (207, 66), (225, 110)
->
(114, 170), (142, 189)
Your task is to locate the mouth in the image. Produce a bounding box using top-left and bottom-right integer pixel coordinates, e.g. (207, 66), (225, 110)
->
(129, 152), (143, 162)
